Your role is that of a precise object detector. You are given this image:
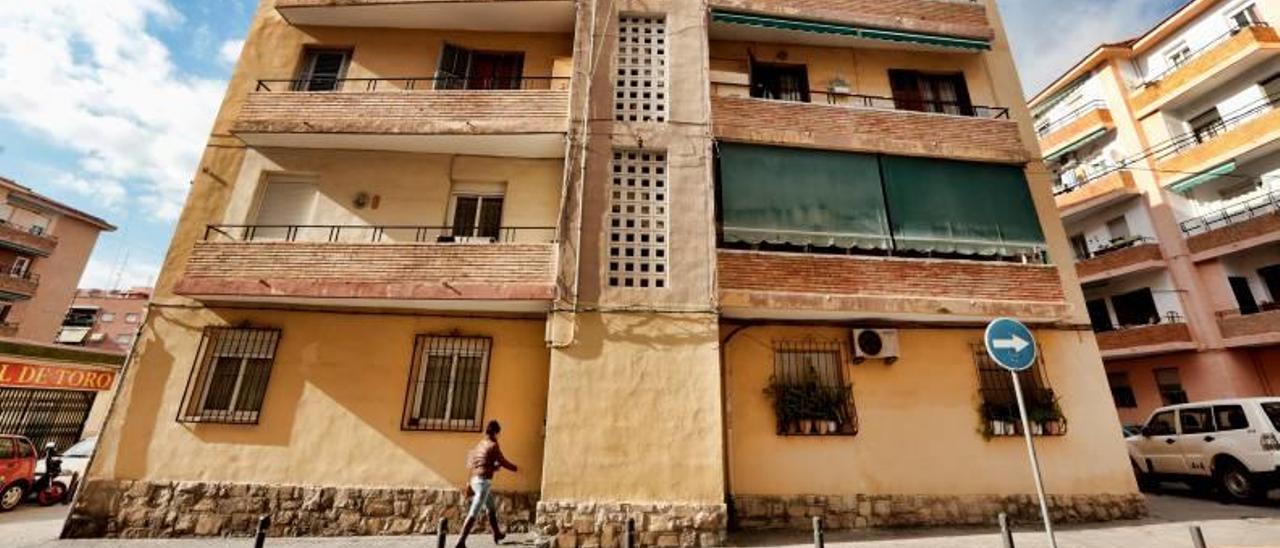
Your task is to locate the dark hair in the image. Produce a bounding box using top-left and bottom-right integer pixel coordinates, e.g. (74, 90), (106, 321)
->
(485, 420), (502, 436)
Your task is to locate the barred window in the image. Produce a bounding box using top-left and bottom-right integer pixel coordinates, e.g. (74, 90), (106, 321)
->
(765, 339), (857, 436)
(402, 336), (492, 432)
(178, 327), (281, 425)
(973, 343), (1065, 437)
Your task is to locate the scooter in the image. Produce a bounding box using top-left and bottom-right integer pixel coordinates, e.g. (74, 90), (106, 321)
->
(30, 442), (67, 506)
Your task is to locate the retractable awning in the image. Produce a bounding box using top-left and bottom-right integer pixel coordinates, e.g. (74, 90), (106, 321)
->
(1044, 128), (1107, 163)
(710, 11), (991, 51)
(57, 327), (91, 344)
(1168, 161), (1237, 194)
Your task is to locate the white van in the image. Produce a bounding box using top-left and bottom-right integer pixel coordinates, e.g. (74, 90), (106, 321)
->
(1127, 397), (1280, 503)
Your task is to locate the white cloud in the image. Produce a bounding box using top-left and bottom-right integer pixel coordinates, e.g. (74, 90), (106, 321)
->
(0, 0), (226, 220)
(48, 172), (129, 209)
(78, 256), (161, 291)
(219, 39), (245, 66)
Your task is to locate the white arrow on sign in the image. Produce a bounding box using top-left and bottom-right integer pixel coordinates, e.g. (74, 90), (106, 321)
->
(992, 334), (1030, 353)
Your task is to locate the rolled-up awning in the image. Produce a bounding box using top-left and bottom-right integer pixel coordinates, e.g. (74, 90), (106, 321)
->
(1044, 128), (1107, 163)
(1168, 161), (1237, 194)
(711, 10), (991, 51)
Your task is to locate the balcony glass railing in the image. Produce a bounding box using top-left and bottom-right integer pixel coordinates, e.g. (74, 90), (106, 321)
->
(254, 76), (570, 93)
(1179, 186), (1280, 235)
(203, 224), (558, 244)
(712, 82), (1010, 119)
(1034, 100), (1107, 137)
(1136, 23), (1272, 86)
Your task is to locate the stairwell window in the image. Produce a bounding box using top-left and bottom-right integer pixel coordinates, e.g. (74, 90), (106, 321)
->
(402, 336), (492, 432)
(179, 327), (282, 424)
(295, 49), (351, 91)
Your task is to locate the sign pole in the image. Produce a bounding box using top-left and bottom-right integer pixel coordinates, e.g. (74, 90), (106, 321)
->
(1011, 370), (1058, 548)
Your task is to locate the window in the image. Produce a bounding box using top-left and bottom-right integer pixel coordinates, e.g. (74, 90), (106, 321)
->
(1262, 402), (1280, 430)
(1107, 372), (1137, 408)
(1228, 4), (1262, 30)
(124, 313), (140, 324)
(0, 437), (12, 459)
(607, 150), (668, 288)
(29, 225), (44, 236)
(1070, 234), (1090, 261)
(88, 333), (105, 342)
(114, 334), (134, 346)
(100, 312), (115, 323)
(402, 336), (492, 431)
(436, 44), (524, 90)
(1189, 108), (1224, 143)
(889, 70), (974, 116)
(1262, 73), (1280, 105)
(1258, 264), (1280, 303)
(9, 257), (29, 278)
(1105, 216), (1131, 241)
(252, 179), (318, 241)
(750, 62), (810, 103)
(1154, 367), (1189, 406)
(1214, 404), (1249, 431)
(0, 304), (12, 324)
(1165, 42), (1192, 69)
(974, 344), (1064, 436)
(448, 184), (505, 241)
(16, 439), (34, 458)
(1229, 276), (1260, 315)
(1112, 288), (1160, 327)
(768, 339), (857, 436)
(1087, 299), (1114, 332)
(178, 327), (282, 424)
(614, 15), (667, 123)
(1179, 407), (1214, 434)
(1146, 410), (1176, 435)
(295, 49), (350, 91)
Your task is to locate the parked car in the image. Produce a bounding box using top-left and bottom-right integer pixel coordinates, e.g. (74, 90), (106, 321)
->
(1128, 397), (1280, 503)
(1122, 424), (1143, 438)
(0, 435), (38, 511)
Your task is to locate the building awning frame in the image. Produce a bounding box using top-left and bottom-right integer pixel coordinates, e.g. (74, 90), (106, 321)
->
(1168, 161), (1237, 194)
(710, 10), (992, 51)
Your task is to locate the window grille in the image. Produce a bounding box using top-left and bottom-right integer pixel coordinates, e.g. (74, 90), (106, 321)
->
(973, 343), (1065, 437)
(615, 15), (667, 122)
(178, 327), (281, 425)
(766, 339), (857, 436)
(607, 150), (668, 288)
(402, 335), (493, 432)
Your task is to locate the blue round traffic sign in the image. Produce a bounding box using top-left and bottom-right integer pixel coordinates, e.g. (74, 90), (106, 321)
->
(984, 318), (1038, 372)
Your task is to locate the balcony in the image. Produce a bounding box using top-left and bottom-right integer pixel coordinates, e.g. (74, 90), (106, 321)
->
(1217, 308), (1280, 347)
(1182, 188), (1280, 261)
(1075, 240), (1164, 284)
(1131, 24), (1280, 117)
(232, 77), (571, 158)
(1151, 99), (1280, 188)
(710, 89), (1024, 164)
(707, 0), (993, 48)
(1037, 101), (1113, 162)
(0, 221), (57, 257)
(717, 250), (1069, 322)
(1054, 168), (1139, 217)
(0, 269), (39, 301)
(1094, 322), (1195, 359)
(174, 225), (558, 313)
(274, 0), (576, 32)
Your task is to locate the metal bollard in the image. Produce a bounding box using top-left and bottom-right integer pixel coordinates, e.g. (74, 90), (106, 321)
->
(1190, 525), (1207, 548)
(998, 513), (1015, 548)
(812, 516), (824, 548)
(625, 517), (636, 548)
(437, 518), (449, 548)
(253, 515), (270, 548)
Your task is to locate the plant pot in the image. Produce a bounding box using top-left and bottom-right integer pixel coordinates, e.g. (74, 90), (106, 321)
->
(815, 421), (829, 435)
(1046, 421), (1062, 435)
(800, 419), (814, 435)
(826, 420), (838, 434)
(788, 421), (801, 435)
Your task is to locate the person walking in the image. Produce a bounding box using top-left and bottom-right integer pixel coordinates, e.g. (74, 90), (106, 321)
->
(456, 420), (518, 548)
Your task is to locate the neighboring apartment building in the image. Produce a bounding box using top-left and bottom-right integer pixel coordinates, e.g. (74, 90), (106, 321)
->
(67, 0), (1142, 542)
(1030, 0), (1280, 427)
(59, 288), (152, 354)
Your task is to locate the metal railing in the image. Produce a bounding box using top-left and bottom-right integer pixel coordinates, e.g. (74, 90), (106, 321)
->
(1034, 100), (1107, 137)
(1128, 92), (1279, 164)
(254, 76), (570, 93)
(1080, 235), (1156, 260)
(1052, 161), (1125, 196)
(0, 219), (57, 241)
(1136, 23), (1272, 86)
(712, 82), (1011, 119)
(1216, 303), (1280, 319)
(203, 224), (558, 244)
(1179, 187), (1280, 235)
(0, 264), (39, 283)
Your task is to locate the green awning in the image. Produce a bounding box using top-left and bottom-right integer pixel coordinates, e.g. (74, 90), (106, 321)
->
(718, 143), (892, 250)
(881, 156), (1046, 257)
(1168, 161), (1237, 194)
(1044, 128), (1107, 162)
(710, 10), (991, 51)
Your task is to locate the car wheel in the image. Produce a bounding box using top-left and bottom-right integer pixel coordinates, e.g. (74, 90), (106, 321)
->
(0, 484), (24, 512)
(1216, 461), (1261, 504)
(1132, 461), (1158, 492)
(36, 481), (67, 506)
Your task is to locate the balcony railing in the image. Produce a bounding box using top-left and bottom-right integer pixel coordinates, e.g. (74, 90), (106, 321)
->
(1137, 23), (1272, 87)
(254, 75), (569, 93)
(1180, 187), (1280, 235)
(1035, 100), (1107, 137)
(203, 224), (557, 244)
(1134, 94), (1279, 164)
(1052, 162), (1125, 196)
(1216, 307), (1280, 342)
(711, 82), (1010, 119)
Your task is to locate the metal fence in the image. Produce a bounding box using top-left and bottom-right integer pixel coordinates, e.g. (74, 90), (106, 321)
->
(712, 82), (1010, 119)
(401, 335), (493, 433)
(0, 387), (96, 452)
(204, 224), (557, 244)
(255, 76), (570, 93)
(1179, 187), (1280, 235)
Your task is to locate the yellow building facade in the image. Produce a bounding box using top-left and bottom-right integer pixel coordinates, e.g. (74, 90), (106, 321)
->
(67, 0), (1143, 544)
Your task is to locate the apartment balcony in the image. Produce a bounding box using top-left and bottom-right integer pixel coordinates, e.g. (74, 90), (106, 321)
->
(1131, 24), (1280, 117)
(1094, 322), (1195, 359)
(1182, 188), (1280, 261)
(1038, 101), (1113, 162)
(1152, 102), (1280, 190)
(717, 250), (1069, 322)
(0, 270), (39, 301)
(174, 225), (558, 313)
(0, 221), (57, 257)
(232, 77), (571, 158)
(1053, 168), (1139, 217)
(1217, 308), (1280, 347)
(274, 0), (576, 32)
(707, 0), (993, 50)
(1075, 240), (1164, 284)
(710, 90), (1025, 164)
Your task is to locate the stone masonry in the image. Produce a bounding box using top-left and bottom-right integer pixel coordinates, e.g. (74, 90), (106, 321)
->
(535, 501), (728, 548)
(63, 479), (538, 539)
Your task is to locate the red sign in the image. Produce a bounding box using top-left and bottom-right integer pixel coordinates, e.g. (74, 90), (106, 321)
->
(0, 363), (117, 391)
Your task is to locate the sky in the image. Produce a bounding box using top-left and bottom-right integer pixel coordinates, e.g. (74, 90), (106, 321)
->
(0, 0), (1189, 291)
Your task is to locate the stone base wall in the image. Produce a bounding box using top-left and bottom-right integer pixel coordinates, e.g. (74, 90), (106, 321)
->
(535, 500), (728, 548)
(731, 493), (1147, 530)
(64, 479), (538, 539)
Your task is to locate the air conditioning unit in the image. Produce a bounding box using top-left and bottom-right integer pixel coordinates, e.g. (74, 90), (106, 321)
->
(851, 329), (900, 365)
